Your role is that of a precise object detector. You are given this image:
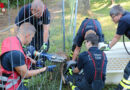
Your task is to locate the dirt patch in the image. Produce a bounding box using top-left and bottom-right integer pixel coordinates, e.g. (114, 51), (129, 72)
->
(0, 0), (63, 42)
(0, 9), (17, 30)
(0, 0), (62, 30)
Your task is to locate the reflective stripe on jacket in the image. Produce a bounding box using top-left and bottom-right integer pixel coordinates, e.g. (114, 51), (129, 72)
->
(0, 36), (31, 90)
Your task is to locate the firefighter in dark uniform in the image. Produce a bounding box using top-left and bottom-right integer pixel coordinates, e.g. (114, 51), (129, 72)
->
(107, 5), (130, 90)
(70, 18), (106, 61)
(15, 0), (50, 51)
(67, 33), (107, 90)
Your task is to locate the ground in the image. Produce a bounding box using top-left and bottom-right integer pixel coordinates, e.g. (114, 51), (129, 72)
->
(0, 0), (130, 90)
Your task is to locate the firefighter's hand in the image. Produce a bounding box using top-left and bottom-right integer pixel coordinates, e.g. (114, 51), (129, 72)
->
(101, 44), (111, 51)
(98, 42), (108, 50)
(40, 43), (48, 52)
(47, 65), (56, 72)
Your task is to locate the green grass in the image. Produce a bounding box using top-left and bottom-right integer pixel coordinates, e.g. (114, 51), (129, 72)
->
(0, 0), (130, 90)
(48, 0), (130, 90)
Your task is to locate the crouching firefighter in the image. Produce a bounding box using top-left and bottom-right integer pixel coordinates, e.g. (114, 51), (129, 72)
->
(70, 18), (107, 61)
(66, 33), (108, 90)
(0, 23), (56, 90)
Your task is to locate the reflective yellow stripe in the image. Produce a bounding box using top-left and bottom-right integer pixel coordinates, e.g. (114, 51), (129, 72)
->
(23, 79), (29, 83)
(69, 69), (73, 75)
(122, 78), (130, 84)
(72, 85), (77, 90)
(24, 83), (27, 86)
(120, 81), (130, 89)
(69, 82), (73, 86)
(69, 51), (73, 57)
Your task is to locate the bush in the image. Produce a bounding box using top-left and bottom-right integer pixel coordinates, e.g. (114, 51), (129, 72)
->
(1, 0), (33, 8)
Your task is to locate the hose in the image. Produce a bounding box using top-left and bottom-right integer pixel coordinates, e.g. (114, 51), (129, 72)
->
(123, 35), (130, 55)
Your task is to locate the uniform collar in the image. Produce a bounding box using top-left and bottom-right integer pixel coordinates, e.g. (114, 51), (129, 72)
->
(88, 47), (98, 51)
(123, 11), (129, 16)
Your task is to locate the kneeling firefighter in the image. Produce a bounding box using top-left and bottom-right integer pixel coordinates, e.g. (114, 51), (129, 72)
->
(64, 33), (108, 90)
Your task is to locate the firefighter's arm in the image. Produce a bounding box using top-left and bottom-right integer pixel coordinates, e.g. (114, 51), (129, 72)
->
(27, 56), (36, 64)
(72, 46), (81, 61)
(15, 64), (47, 78)
(109, 34), (121, 48)
(73, 67), (80, 73)
(43, 24), (50, 43)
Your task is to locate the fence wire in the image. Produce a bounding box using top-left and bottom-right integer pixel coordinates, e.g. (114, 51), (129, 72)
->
(1, 0), (129, 90)
(0, 0), (66, 90)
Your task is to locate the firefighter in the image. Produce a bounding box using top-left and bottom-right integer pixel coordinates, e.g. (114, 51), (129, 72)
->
(66, 33), (107, 90)
(102, 5), (130, 90)
(0, 23), (56, 90)
(15, 0), (50, 51)
(69, 18), (106, 61)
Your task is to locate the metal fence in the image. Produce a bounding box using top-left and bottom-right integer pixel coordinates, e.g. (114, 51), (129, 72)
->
(0, 0), (130, 90)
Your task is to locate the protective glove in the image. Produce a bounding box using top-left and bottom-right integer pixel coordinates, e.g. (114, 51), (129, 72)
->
(22, 45), (27, 49)
(100, 44), (110, 51)
(66, 60), (77, 70)
(98, 42), (108, 50)
(47, 65), (56, 72)
(103, 45), (111, 51)
(40, 43), (48, 52)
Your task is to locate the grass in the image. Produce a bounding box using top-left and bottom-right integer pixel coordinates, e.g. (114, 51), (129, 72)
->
(0, 0), (130, 90)
(48, 0), (130, 90)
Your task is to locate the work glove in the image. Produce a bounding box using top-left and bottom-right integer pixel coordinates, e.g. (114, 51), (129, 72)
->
(40, 43), (48, 52)
(100, 44), (111, 51)
(104, 45), (111, 51)
(98, 42), (108, 50)
(66, 60), (77, 70)
(47, 65), (56, 72)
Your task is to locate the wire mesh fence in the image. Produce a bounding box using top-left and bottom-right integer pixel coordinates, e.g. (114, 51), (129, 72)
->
(0, 0), (130, 90)
(0, 0), (66, 90)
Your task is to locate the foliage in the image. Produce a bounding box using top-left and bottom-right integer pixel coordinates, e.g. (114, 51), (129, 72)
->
(0, 0), (130, 90)
(0, 0), (33, 8)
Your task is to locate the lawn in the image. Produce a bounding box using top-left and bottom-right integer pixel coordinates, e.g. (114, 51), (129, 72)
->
(0, 0), (130, 90)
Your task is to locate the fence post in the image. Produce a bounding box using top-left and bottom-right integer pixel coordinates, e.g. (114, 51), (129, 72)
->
(62, 0), (65, 52)
(73, 0), (78, 41)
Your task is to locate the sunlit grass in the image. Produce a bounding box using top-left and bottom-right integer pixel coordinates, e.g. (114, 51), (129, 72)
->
(0, 0), (130, 90)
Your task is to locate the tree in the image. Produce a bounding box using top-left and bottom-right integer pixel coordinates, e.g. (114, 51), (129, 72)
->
(79, 0), (92, 15)
(111, 0), (115, 5)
